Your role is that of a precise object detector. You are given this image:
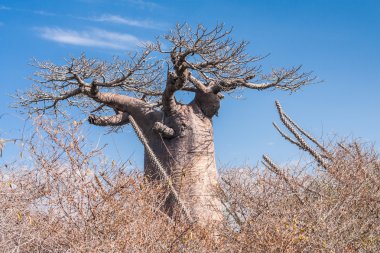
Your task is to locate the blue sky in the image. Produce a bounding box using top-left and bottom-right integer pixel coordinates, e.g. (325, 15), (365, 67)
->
(1, 0), (380, 168)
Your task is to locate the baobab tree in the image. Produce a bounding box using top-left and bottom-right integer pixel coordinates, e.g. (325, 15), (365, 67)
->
(17, 24), (314, 224)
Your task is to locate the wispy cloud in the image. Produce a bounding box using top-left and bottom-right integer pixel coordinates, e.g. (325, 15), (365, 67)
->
(78, 0), (160, 10)
(125, 0), (160, 10)
(33, 10), (57, 16)
(0, 5), (56, 16)
(0, 5), (11, 10)
(89, 14), (165, 29)
(36, 27), (145, 50)
(77, 0), (104, 3)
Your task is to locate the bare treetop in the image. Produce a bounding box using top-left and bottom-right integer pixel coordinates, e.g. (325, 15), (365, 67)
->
(19, 50), (163, 115)
(16, 23), (315, 119)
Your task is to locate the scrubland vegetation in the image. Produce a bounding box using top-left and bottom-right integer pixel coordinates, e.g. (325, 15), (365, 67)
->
(1, 103), (380, 253)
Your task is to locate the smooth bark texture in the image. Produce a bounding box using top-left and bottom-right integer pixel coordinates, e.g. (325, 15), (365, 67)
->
(88, 90), (223, 224)
(143, 98), (222, 223)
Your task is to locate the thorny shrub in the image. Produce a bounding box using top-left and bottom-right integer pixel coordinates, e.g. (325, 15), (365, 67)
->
(1, 116), (380, 252)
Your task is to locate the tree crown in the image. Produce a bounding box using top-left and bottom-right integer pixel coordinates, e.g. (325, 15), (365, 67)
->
(16, 23), (315, 123)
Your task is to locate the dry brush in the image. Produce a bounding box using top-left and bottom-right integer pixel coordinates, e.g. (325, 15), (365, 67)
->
(1, 101), (380, 252)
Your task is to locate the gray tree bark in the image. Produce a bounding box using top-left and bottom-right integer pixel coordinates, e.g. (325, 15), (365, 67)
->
(88, 90), (223, 224)
(144, 99), (222, 223)
(121, 91), (221, 224)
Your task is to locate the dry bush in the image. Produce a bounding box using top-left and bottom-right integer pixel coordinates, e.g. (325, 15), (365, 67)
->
(0, 119), (199, 252)
(219, 141), (380, 252)
(1, 115), (380, 252)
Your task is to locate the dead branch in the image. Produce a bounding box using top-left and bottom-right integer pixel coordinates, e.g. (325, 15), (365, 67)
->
(273, 100), (329, 169)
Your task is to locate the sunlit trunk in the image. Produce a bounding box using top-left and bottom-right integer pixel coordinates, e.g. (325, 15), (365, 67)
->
(143, 102), (222, 224)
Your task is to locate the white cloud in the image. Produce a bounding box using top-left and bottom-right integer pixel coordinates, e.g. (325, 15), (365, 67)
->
(36, 27), (145, 50)
(91, 14), (164, 29)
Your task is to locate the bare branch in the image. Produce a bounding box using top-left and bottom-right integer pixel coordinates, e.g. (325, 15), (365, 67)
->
(152, 122), (175, 138)
(282, 112), (331, 156)
(88, 111), (130, 127)
(274, 100), (329, 169)
(161, 71), (180, 114)
(215, 66), (315, 93)
(16, 23), (317, 124)
(272, 122), (302, 148)
(153, 23), (314, 98)
(16, 50), (163, 115)
(262, 154), (304, 205)
(187, 74), (210, 93)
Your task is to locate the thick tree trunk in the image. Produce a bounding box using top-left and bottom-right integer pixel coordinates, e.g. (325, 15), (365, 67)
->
(87, 90), (223, 224)
(142, 101), (222, 224)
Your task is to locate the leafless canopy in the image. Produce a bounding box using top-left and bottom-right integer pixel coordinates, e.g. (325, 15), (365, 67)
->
(16, 23), (315, 124)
